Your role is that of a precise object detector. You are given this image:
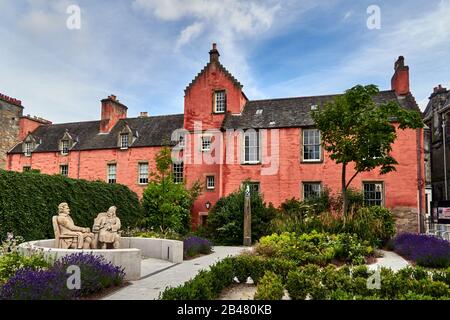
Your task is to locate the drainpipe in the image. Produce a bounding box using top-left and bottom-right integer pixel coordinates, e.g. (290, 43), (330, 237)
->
(417, 128), (424, 233)
(442, 113), (448, 200)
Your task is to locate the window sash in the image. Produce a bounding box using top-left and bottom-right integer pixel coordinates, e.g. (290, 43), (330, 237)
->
(25, 142), (32, 156)
(303, 183), (321, 199)
(173, 162), (184, 183)
(303, 129), (321, 161)
(60, 165), (69, 176)
(201, 136), (211, 151)
(215, 91), (226, 113)
(244, 182), (260, 194)
(120, 134), (129, 148)
(363, 183), (383, 206)
(107, 164), (117, 183)
(138, 163), (149, 184)
(243, 131), (260, 163)
(206, 176), (215, 189)
(61, 140), (69, 154)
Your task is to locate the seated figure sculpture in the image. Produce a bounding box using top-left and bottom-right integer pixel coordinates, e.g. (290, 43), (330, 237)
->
(55, 203), (94, 249)
(92, 206), (121, 249)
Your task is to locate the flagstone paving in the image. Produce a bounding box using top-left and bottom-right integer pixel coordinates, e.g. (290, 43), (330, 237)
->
(103, 246), (250, 300)
(368, 250), (410, 271)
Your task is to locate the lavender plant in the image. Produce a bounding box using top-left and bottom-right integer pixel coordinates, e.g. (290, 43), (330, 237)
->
(183, 236), (213, 258)
(393, 233), (450, 268)
(0, 253), (125, 300)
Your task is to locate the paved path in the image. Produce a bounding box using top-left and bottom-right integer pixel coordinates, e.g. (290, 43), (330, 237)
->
(104, 246), (250, 300)
(368, 250), (410, 272)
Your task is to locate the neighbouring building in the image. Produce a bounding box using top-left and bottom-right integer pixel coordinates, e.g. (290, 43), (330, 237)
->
(423, 85), (450, 205)
(6, 45), (425, 233)
(0, 93), (50, 170)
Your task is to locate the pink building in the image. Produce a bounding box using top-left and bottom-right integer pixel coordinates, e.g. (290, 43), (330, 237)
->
(6, 45), (424, 233)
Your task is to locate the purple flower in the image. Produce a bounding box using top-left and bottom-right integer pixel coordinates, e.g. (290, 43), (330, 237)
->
(183, 236), (212, 258)
(393, 233), (450, 268)
(0, 253), (125, 300)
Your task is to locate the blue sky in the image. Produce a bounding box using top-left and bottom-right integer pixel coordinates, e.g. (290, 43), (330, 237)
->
(0, 0), (449, 123)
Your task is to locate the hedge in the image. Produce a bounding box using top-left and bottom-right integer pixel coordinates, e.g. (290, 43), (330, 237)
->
(0, 170), (143, 241)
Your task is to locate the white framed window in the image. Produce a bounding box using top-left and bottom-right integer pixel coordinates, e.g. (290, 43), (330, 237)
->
(303, 129), (321, 161)
(24, 142), (32, 156)
(60, 165), (69, 177)
(107, 164), (117, 184)
(61, 140), (70, 155)
(214, 90), (226, 113)
(363, 182), (383, 206)
(243, 130), (260, 164)
(201, 136), (212, 152)
(206, 176), (215, 190)
(138, 163), (149, 184)
(303, 182), (321, 200)
(120, 134), (129, 149)
(173, 162), (184, 184)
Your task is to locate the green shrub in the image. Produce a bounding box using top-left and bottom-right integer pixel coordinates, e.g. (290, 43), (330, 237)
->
(0, 170), (143, 241)
(286, 265), (325, 300)
(160, 258), (235, 300)
(256, 231), (373, 266)
(272, 197), (395, 247)
(205, 187), (277, 245)
(0, 252), (50, 283)
(254, 271), (284, 300)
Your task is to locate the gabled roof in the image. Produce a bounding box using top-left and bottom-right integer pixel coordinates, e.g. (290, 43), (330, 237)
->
(222, 90), (420, 130)
(8, 114), (184, 154)
(184, 61), (243, 93)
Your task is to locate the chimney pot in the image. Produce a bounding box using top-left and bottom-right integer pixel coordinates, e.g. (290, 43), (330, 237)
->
(139, 112), (148, 117)
(209, 42), (220, 63)
(109, 94), (117, 101)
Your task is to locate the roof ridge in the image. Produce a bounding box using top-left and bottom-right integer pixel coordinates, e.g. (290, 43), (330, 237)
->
(248, 90), (397, 103)
(122, 113), (184, 120)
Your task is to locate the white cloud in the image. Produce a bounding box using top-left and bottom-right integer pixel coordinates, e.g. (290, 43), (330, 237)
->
(176, 22), (204, 50)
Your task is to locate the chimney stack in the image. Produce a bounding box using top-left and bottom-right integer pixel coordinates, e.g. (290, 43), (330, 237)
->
(139, 111), (148, 117)
(391, 56), (410, 96)
(100, 95), (127, 133)
(209, 43), (220, 63)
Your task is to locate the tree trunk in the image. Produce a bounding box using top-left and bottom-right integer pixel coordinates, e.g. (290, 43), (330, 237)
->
(342, 163), (348, 218)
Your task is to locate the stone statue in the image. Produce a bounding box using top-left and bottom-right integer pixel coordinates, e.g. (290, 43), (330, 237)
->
(55, 203), (94, 249)
(92, 206), (121, 249)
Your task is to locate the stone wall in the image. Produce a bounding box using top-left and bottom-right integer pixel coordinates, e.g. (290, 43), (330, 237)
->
(391, 206), (419, 234)
(0, 99), (23, 169)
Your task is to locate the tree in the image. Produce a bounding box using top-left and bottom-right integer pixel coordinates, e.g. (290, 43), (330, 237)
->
(205, 186), (277, 245)
(311, 85), (423, 215)
(142, 146), (201, 235)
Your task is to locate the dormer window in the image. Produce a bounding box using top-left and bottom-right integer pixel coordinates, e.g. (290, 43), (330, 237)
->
(120, 133), (129, 149)
(24, 142), (32, 156)
(117, 123), (134, 150)
(23, 134), (39, 156)
(61, 140), (70, 155)
(214, 90), (226, 113)
(59, 130), (75, 156)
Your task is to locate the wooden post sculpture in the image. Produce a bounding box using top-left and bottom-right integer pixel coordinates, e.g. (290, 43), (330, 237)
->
(243, 185), (252, 246)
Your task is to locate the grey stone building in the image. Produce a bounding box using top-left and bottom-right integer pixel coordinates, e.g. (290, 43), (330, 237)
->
(423, 85), (450, 203)
(0, 93), (23, 169)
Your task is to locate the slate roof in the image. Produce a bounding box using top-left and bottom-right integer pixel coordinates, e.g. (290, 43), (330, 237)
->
(222, 90), (420, 130)
(8, 90), (420, 154)
(8, 114), (184, 154)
